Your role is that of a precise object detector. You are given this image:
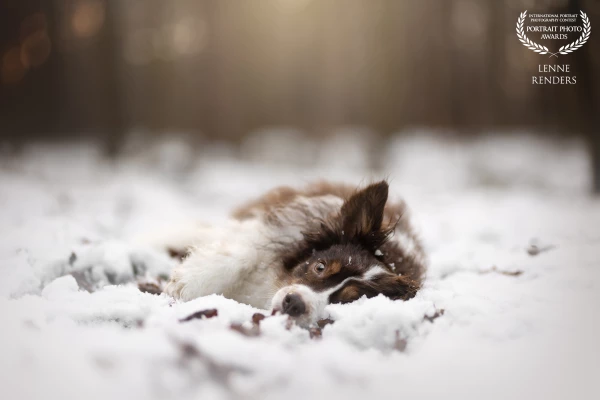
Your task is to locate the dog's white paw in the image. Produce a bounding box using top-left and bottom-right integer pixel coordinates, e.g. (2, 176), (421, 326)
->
(164, 268), (190, 300)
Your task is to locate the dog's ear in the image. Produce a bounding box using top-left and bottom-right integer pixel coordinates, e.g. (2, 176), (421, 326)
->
(340, 181), (388, 239)
(293, 181), (391, 264)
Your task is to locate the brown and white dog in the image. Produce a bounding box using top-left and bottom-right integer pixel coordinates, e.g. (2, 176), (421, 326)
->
(164, 181), (426, 327)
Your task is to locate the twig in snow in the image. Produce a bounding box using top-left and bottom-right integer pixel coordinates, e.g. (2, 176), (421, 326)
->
(138, 281), (163, 295)
(526, 244), (556, 256)
(423, 308), (445, 323)
(180, 309), (219, 322)
(479, 266), (523, 277)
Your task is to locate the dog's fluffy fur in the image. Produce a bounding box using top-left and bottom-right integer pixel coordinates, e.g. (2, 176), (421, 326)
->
(164, 181), (426, 326)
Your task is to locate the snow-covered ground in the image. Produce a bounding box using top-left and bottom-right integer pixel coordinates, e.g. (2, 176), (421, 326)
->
(1, 132), (598, 400)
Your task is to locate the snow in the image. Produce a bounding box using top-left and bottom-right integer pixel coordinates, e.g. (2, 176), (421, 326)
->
(1, 132), (599, 400)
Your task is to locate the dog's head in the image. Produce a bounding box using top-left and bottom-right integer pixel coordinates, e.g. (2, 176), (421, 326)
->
(271, 181), (418, 326)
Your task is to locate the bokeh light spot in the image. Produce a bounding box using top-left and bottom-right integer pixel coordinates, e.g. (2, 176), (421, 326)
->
(21, 31), (52, 68)
(172, 18), (207, 56)
(2, 47), (27, 85)
(72, 0), (106, 38)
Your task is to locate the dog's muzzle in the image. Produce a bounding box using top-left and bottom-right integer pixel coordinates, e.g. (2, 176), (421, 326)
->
(271, 284), (329, 327)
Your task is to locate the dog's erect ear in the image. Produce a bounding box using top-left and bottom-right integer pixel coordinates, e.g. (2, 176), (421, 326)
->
(288, 181), (391, 268)
(340, 181), (388, 239)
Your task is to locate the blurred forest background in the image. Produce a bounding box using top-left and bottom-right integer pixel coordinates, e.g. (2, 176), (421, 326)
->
(0, 0), (599, 191)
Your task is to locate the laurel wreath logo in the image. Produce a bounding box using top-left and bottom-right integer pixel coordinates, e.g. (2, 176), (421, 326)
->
(516, 10), (591, 57)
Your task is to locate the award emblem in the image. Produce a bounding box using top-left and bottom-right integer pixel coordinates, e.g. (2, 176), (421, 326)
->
(516, 10), (591, 57)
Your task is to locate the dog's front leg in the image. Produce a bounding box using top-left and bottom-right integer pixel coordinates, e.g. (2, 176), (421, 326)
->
(164, 220), (274, 307)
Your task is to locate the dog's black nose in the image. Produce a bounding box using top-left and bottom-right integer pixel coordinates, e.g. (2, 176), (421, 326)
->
(282, 293), (306, 317)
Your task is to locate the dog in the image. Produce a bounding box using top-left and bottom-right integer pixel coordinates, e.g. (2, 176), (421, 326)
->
(164, 180), (426, 327)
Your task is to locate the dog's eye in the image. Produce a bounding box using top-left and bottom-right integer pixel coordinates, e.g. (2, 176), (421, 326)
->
(314, 262), (326, 273)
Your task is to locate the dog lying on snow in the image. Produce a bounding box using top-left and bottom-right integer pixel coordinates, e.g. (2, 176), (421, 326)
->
(162, 180), (426, 327)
